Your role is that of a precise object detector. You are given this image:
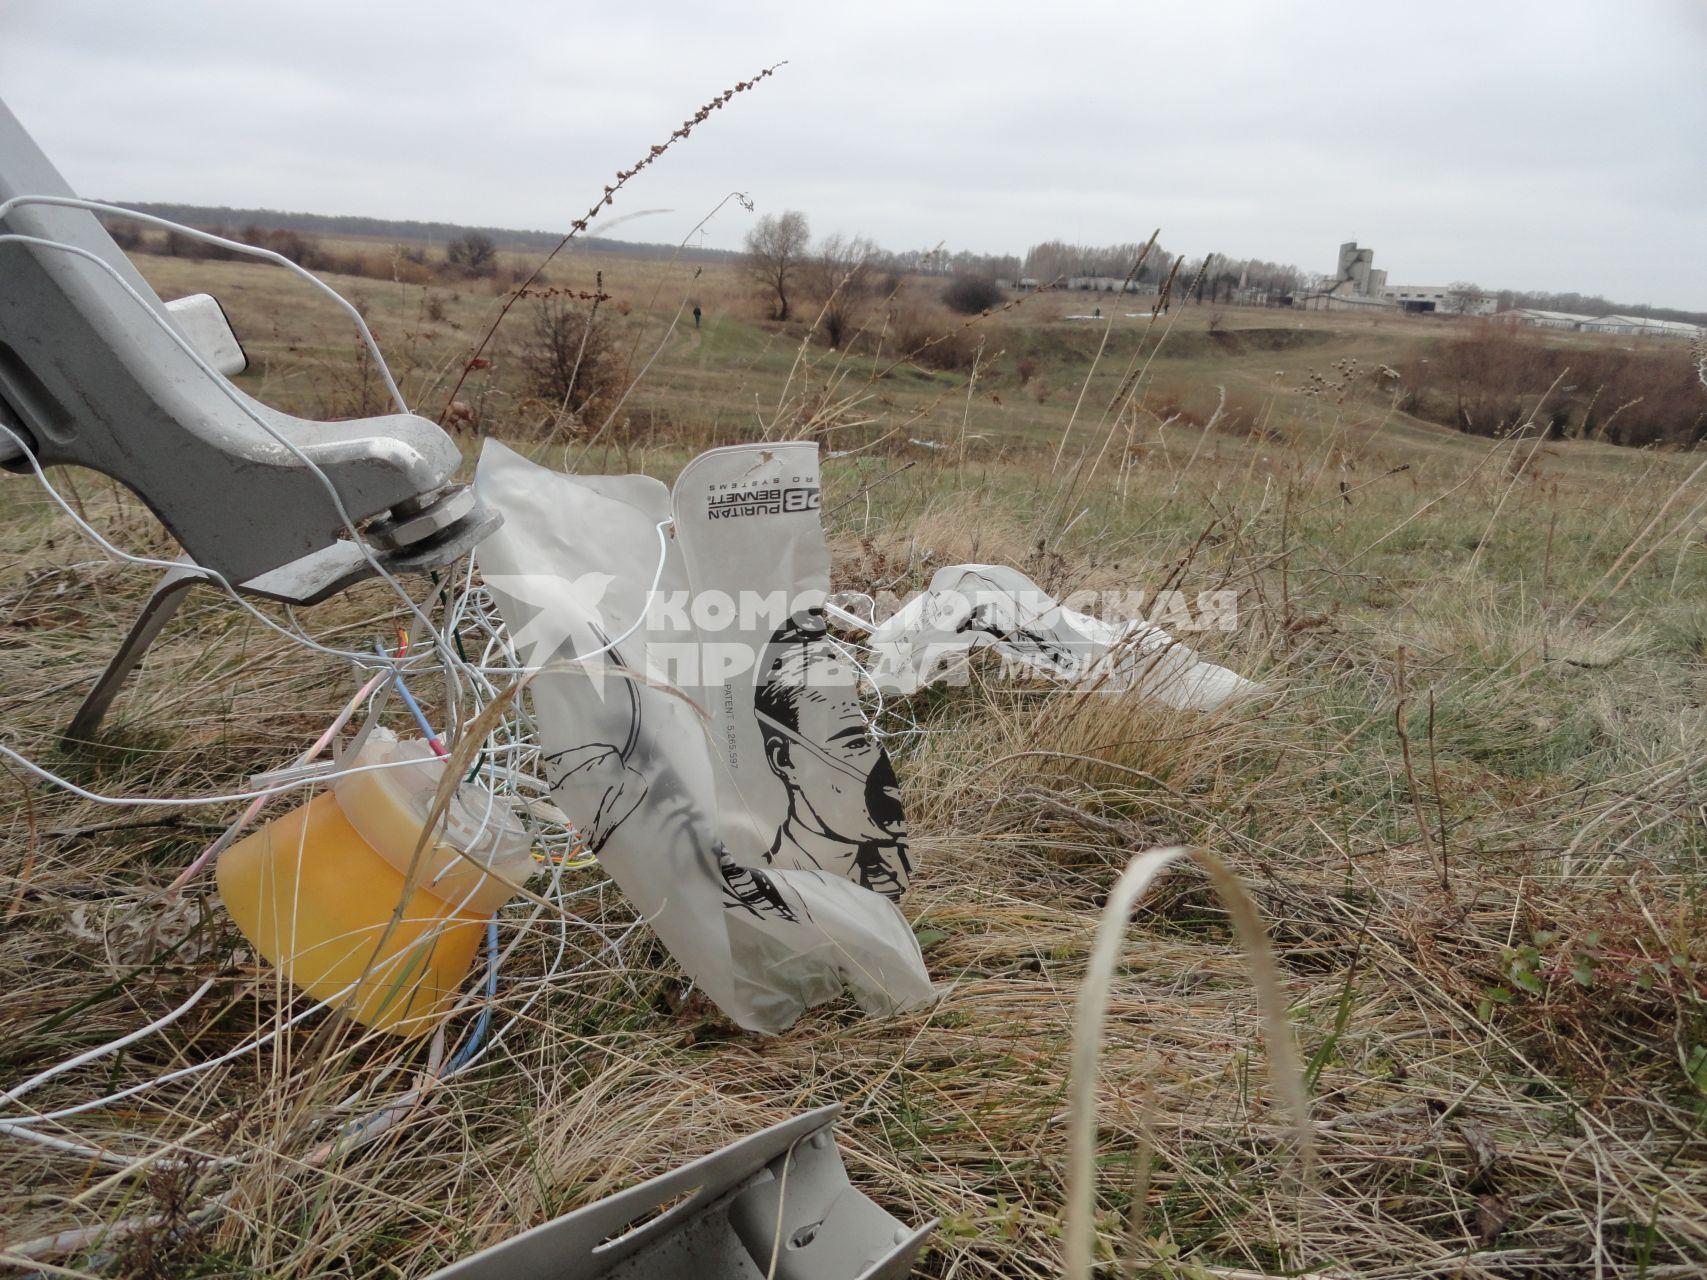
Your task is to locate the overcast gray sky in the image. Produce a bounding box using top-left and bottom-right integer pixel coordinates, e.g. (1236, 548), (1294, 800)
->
(4, 0), (1704, 309)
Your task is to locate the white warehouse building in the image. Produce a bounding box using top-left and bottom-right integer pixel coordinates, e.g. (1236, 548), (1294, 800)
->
(1496, 309), (1703, 337)
(1495, 308), (1600, 330)
(1577, 314), (1702, 338)
(1380, 285), (1497, 316)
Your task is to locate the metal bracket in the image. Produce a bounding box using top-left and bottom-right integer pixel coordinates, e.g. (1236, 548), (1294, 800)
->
(61, 565), (204, 748)
(59, 494), (496, 746)
(427, 1104), (934, 1280)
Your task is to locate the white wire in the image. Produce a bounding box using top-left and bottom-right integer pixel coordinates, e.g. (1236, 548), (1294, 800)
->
(0, 415), (409, 669)
(0, 195), (408, 413)
(0, 209), (662, 1148)
(823, 600), (874, 632)
(453, 518), (675, 676)
(324, 864), (625, 1145)
(2, 589), (621, 1149)
(0, 1124), (129, 1167)
(0, 833), (522, 1131)
(3, 851), (617, 1153)
(0, 997), (328, 1129)
(4, 507), (837, 1150)
(0, 224), (456, 668)
(0, 215), (508, 823)
(381, 586), (627, 1080)
(823, 628), (895, 738)
(0, 210), (659, 1168)
(0, 980), (216, 1106)
(0, 742), (459, 809)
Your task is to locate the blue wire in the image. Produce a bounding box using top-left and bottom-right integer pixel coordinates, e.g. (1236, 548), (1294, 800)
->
(445, 918), (499, 1074)
(376, 642), (444, 748)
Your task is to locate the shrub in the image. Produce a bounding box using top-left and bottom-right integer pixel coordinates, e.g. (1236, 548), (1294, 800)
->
(102, 218), (143, 250)
(941, 275), (1005, 315)
(159, 228), (234, 260)
(446, 232), (498, 278)
(520, 297), (622, 424)
(390, 256), (434, 286)
(326, 251), (383, 279)
(1396, 323), (1707, 446)
(150, 223), (327, 269)
(240, 225), (325, 268)
(884, 298), (981, 371)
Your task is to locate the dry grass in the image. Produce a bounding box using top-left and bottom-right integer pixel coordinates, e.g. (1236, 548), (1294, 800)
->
(1, 245), (1705, 1278)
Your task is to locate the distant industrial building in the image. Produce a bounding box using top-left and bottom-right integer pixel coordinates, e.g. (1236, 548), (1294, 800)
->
(1297, 241), (1393, 311)
(1335, 242), (1386, 298)
(1297, 245), (1496, 317)
(1223, 241), (1701, 335)
(1381, 284), (1497, 316)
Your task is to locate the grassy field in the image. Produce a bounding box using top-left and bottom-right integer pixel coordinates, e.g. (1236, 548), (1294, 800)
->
(1, 243), (1705, 1278)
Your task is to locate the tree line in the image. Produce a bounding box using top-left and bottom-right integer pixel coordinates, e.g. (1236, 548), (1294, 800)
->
(100, 217), (521, 285)
(104, 202), (739, 264)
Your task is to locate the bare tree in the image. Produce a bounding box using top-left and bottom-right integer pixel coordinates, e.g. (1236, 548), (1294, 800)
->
(744, 211), (810, 320)
(804, 233), (879, 346)
(1445, 282), (1488, 316)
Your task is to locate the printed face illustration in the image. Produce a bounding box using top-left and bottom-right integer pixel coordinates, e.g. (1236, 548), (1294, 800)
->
(754, 613), (908, 855)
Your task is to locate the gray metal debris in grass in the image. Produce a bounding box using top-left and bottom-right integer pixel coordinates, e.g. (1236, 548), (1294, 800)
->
(427, 1104), (933, 1280)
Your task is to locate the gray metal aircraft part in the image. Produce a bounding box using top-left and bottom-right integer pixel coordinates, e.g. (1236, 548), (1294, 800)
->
(0, 96), (497, 739)
(160, 293), (248, 377)
(427, 1104), (934, 1280)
